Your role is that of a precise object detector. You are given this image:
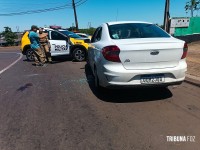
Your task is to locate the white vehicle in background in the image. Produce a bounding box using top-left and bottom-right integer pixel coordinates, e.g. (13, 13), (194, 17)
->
(21, 29), (71, 61)
(43, 28), (71, 57)
(88, 21), (188, 89)
(76, 33), (92, 39)
(44, 29), (89, 61)
(21, 28), (89, 62)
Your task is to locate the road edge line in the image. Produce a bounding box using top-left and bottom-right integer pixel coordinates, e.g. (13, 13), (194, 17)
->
(0, 53), (23, 75)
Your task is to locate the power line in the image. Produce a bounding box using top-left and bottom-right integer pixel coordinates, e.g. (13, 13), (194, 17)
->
(0, 5), (71, 16)
(0, 0), (88, 16)
(76, 0), (88, 7)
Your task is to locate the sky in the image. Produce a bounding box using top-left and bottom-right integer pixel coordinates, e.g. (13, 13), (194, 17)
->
(0, 0), (197, 32)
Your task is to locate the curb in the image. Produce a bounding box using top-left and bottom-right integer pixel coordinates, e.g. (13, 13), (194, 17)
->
(184, 74), (200, 87)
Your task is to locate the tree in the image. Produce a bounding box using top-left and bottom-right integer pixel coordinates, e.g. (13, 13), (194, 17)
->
(1, 27), (17, 46)
(78, 27), (96, 35)
(185, 0), (200, 17)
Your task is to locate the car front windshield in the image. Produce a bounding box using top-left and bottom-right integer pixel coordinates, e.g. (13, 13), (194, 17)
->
(60, 31), (81, 38)
(108, 23), (170, 39)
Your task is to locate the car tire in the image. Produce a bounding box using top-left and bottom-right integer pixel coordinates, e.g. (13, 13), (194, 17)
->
(94, 67), (105, 91)
(26, 48), (34, 61)
(73, 48), (86, 62)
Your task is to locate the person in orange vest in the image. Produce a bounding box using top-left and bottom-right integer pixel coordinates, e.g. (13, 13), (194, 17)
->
(39, 28), (52, 63)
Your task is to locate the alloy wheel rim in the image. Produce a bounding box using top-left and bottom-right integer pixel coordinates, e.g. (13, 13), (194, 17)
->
(27, 50), (34, 60)
(75, 49), (85, 61)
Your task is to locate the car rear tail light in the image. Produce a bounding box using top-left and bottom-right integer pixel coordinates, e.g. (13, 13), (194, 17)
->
(102, 45), (121, 62)
(181, 43), (188, 59)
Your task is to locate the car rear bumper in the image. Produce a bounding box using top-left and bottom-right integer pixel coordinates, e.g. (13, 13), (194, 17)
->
(98, 60), (187, 88)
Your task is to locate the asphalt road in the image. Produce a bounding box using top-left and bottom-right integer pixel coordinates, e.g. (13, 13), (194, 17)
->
(0, 48), (200, 150)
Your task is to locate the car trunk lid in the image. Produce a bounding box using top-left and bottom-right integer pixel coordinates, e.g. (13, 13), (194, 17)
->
(112, 38), (184, 70)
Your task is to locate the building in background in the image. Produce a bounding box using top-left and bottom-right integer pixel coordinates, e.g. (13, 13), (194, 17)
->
(170, 17), (200, 43)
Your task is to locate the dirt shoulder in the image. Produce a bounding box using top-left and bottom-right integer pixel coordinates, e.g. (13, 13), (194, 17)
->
(0, 46), (20, 52)
(187, 41), (200, 77)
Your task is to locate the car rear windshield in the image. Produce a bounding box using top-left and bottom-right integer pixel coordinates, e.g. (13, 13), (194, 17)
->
(108, 23), (170, 39)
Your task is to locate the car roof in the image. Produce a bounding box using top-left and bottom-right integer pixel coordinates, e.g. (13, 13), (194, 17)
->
(58, 29), (68, 31)
(106, 21), (153, 26)
(43, 27), (54, 31)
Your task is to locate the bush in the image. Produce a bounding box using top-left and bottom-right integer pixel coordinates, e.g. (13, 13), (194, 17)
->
(0, 27), (17, 46)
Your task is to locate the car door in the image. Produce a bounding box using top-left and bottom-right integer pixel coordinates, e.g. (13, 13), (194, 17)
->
(49, 31), (70, 56)
(88, 27), (102, 68)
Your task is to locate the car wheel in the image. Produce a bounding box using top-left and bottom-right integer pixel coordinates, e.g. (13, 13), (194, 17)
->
(26, 48), (34, 61)
(73, 48), (86, 62)
(94, 67), (104, 91)
(94, 68), (99, 88)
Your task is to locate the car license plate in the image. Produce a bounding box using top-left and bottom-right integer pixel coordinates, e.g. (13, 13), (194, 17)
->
(140, 74), (165, 84)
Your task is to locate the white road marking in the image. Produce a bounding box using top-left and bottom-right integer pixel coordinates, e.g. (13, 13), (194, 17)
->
(0, 52), (23, 75)
(25, 74), (40, 77)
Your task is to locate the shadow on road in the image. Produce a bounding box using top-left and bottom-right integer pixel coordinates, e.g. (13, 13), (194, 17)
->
(23, 55), (73, 64)
(84, 64), (173, 103)
(17, 83), (33, 92)
(51, 55), (72, 64)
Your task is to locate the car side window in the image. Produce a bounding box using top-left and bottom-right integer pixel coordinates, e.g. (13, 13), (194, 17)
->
(91, 27), (102, 43)
(51, 31), (66, 40)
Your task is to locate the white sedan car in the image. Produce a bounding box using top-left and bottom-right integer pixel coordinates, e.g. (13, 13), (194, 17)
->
(88, 21), (188, 88)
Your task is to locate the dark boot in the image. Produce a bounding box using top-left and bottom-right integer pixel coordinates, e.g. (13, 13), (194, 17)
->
(46, 52), (52, 63)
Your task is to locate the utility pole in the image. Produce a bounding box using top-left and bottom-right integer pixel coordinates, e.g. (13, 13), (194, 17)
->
(163, 0), (170, 33)
(191, 1), (194, 17)
(72, 0), (79, 31)
(87, 22), (91, 29)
